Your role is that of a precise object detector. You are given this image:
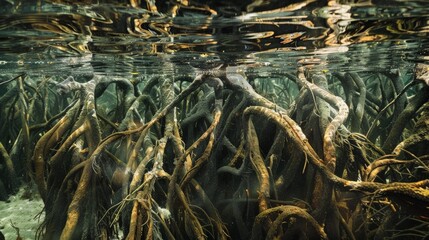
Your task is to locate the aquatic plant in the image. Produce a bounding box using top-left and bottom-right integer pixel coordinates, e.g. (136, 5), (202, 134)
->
(1, 0), (429, 239)
(1, 63), (428, 239)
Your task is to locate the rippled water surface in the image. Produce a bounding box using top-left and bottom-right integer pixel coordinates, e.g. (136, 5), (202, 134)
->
(1, 0), (428, 77)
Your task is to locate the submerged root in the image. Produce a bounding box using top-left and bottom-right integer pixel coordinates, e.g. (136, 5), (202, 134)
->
(1, 68), (428, 240)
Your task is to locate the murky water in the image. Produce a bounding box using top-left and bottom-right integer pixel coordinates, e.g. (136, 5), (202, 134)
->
(1, 1), (429, 240)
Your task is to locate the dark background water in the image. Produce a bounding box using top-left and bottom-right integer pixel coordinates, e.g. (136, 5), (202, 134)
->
(0, 0), (428, 78)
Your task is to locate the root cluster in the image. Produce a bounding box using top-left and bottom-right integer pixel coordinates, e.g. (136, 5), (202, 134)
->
(0, 65), (428, 239)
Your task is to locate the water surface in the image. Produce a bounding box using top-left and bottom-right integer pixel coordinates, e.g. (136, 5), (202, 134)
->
(0, 0), (428, 77)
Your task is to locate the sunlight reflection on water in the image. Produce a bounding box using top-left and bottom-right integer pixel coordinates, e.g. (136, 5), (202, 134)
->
(0, 0), (428, 78)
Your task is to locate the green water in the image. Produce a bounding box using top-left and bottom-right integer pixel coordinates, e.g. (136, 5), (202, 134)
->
(0, 0), (428, 239)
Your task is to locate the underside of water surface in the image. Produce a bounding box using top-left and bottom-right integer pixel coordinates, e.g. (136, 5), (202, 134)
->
(0, 0), (429, 239)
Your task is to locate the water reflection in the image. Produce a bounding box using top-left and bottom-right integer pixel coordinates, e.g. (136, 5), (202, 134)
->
(0, 0), (428, 75)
